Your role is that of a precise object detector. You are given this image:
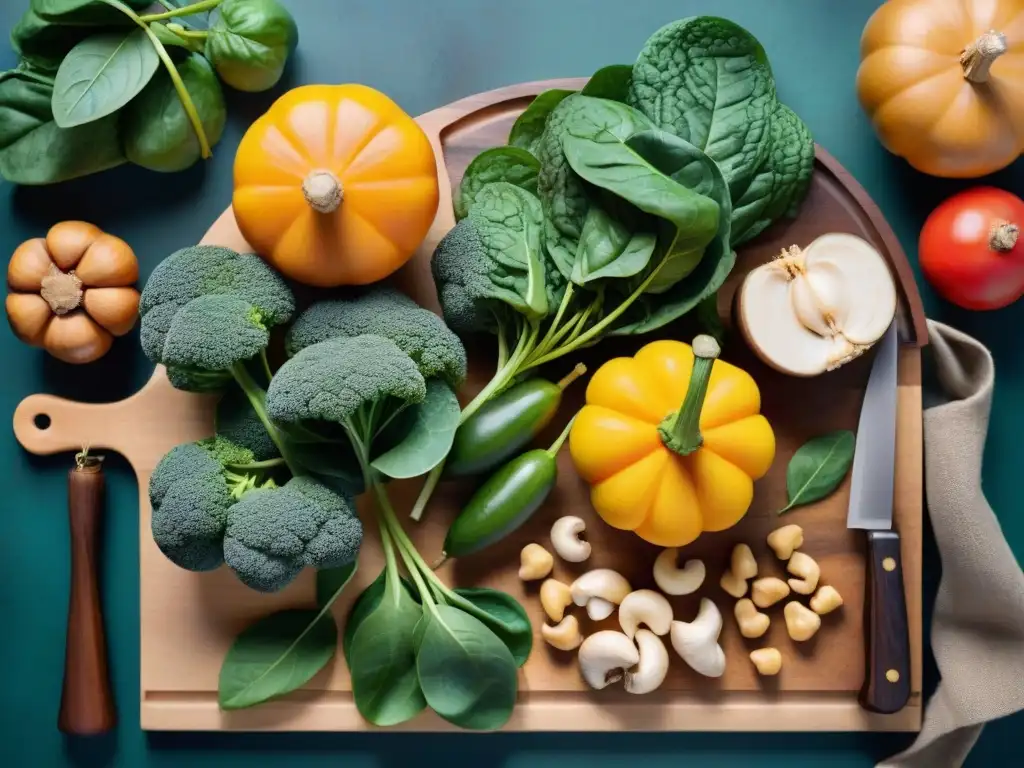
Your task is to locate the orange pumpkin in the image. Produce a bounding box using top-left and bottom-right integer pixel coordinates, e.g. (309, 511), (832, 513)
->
(232, 84), (439, 287)
(857, 0), (1024, 178)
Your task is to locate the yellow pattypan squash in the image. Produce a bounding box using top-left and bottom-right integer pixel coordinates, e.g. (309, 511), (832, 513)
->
(569, 336), (775, 548)
(233, 84), (439, 287)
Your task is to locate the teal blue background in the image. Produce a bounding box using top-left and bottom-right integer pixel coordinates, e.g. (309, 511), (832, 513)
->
(2, 1), (1021, 765)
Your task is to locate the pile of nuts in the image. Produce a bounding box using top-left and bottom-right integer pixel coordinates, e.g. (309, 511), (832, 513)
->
(518, 515), (728, 694)
(720, 524), (844, 676)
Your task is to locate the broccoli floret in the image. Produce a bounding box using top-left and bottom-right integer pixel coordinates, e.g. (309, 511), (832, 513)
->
(162, 294), (270, 373)
(285, 287), (468, 389)
(217, 384), (280, 462)
(266, 335), (426, 427)
(149, 437), (279, 573)
(223, 476), (362, 593)
(140, 245), (294, 362)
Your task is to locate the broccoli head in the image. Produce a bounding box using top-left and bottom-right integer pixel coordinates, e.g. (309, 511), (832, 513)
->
(223, 476), (362, 593)
(162, 294), (270, 373)
(285, 286), (468, 389)
(139, 245), (294, 388)
(149, 438), (275, 573)
(266, 335), (426, 428)
(431, 182), (554, 336)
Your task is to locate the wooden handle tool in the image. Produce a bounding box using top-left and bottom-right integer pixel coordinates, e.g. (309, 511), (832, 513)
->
(57, 449), (116, 735)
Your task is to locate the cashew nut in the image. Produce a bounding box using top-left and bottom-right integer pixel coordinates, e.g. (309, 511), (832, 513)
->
(786, 551), (820, 595)
(750, 647), (783, 676)
(618, 589), (673, 639)
(810, 585), (844, 615)
(624, 629), (669, 695)
(767, 524), (804, 560)
(784, 601), (822, 642)
(585, 598), (616, 621)
(670, 598), (726, 678)
(734, 598), (770, 639)
(540, 578), (573, 623)
(731, 543), (758, 580)
(751, 577), (790, 608)
(542, 615), (583, 651)
(720, 543), (757, 597)
(519, 543), (554, 581)
(571, 569), (631, 621)
(550, 516), (592, 563)
(577, 630), (639, 690)
(653, 549), (705, 595)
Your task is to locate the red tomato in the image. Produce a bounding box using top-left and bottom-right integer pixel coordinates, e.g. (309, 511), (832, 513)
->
(919, 187), (1024, 310)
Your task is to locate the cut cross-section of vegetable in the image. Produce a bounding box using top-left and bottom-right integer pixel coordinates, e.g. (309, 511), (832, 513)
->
(736, 233), (897, 377)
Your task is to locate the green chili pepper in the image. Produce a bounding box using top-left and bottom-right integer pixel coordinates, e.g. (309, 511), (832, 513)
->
(445, 363), (586, 477)
(440, 415), (576, 561)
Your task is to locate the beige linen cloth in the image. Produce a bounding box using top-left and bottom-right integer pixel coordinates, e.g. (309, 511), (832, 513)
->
(878, 320), (1024, 768)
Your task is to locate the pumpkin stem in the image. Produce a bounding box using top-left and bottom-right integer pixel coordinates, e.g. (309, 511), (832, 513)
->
(990, 220), (1020, 252)
(961, 30), (1007, 83)
(303, 169), (343, 214)
(39, 264), (83, 315)
(657, 334), (720, 456)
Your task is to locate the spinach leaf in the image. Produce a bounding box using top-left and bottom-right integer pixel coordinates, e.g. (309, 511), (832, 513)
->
(440, 181), (550, 322)
(12, 7), (127, 72)
(560, 97), (721, 292)
(450, 587), (533, 667)
(0, 66), (125, 185)
(122, 52), (226, 172)
(32, 0), (150, 15)
(779, 430), (855, 514)
(415, 605), (518, 730)
(52, 28), (159, 128)
(572, 204), (656, 286)
(348, 568), (427, 726)
(508, 88), (574, 154)
(371, 378), (461, 479)
(731, 104), (815, 245)
(628, 16), (775, 198)
(580, 64), (632, 102)
(316, 561), (357, 609)
(218, 608), (337, 710)
(343, 569), (420, 661)
(535, 93), (592, 279)
(206, 0), (298, 92)
(454, 146), (540, 221)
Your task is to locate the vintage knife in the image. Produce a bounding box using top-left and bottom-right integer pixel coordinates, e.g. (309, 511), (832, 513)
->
(847, 319), (910, 715)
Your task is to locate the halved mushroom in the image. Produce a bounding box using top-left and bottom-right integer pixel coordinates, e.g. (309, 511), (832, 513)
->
(736, 234), (897, 377)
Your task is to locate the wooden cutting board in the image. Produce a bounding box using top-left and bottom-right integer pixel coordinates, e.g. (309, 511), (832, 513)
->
(13, 78), (926, 732)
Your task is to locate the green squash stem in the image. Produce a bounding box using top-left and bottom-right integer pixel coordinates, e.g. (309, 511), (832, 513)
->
(657, 334), (720, 456)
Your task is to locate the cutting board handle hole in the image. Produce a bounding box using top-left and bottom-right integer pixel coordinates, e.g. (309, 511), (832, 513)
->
(33, 413), (51, 430)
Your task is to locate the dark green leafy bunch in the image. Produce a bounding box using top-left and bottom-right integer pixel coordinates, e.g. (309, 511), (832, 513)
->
(1, 0), (299, 184)
(139, 257), (527, 727)
(412, 15), (814, 520)
(141, 243), (364, 594)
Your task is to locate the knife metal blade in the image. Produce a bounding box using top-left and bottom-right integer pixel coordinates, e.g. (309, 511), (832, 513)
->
(847, 317), (910, 715)
(847, 319), (898, 530)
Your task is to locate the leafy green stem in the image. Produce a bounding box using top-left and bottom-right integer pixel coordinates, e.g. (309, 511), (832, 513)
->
(527, 258), (668, 368)
(374, 483), (438, 614)
(170, 26), (210, 41)
(139, 0), (223, 22)
(100, 0), (213, 158)
(229, 362), (300, 476)
(532, 283), (575, 358)
(225, 457), (286, 471)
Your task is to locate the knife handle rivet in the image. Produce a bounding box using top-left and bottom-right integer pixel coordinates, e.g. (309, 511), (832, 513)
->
(886, 669), (900, 683)
(882, 557), (896, 572)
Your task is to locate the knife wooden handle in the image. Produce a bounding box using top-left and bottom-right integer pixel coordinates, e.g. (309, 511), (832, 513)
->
(860, 529), (911, 714)
(58, 462), (116, 735)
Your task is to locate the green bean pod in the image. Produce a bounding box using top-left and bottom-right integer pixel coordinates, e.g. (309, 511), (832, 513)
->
(441, 416), (576, 560)
(445, 363), (586, 478)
